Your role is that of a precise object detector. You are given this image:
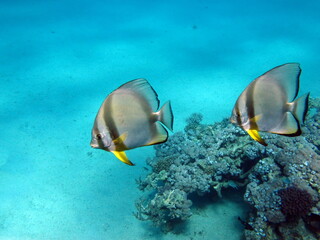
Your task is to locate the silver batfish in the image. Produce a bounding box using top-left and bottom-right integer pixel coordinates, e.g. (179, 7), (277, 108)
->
(230, 63), (309, 146)
(90, 78), (173, 165)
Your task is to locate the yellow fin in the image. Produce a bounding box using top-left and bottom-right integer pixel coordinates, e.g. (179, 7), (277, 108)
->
(113, 132), (128, 145)
(112, 151), (135, 166)
(249, 114), (262, 124)
(247, 129), (267, 146)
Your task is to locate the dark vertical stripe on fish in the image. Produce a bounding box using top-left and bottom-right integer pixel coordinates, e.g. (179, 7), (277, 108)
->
(246, 80), (258, 130)
(234, 103), (242, 126)
(105, 93), (119, 140)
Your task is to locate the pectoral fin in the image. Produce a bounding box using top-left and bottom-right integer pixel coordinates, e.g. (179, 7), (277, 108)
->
(249, 114), (262, 124)
(113, 132), (128, 146)
(112, 151), (135, 166)
(246, 129), (267, 146)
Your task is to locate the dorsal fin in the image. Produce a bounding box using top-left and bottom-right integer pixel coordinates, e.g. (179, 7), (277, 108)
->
(254, 63), (301, 102)
(116, 78), (159, 111)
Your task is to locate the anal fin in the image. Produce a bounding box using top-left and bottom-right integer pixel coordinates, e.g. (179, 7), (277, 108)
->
(269, 112), (300, 136)
(145, 122), (168, 146)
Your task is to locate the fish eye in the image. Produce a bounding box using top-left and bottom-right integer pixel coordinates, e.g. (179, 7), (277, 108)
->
(96, 133), (102, 140)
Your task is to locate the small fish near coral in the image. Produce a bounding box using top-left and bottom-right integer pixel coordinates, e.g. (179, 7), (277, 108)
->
(90, 78), (174, 166)
(230, 63), (310, 146)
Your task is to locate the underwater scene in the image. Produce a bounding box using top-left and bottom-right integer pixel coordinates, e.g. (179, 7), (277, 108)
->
(1, 0), (320, 239)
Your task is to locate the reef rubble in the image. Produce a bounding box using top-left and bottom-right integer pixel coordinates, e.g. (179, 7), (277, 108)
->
(135, 98), (320, 239)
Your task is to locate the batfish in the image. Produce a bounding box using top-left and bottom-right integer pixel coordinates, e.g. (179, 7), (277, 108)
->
(230, 63), (309, 146)
(90, 78), (173, 165)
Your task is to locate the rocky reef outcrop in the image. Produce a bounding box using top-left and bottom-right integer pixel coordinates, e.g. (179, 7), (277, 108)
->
(135, 98), (320, 239)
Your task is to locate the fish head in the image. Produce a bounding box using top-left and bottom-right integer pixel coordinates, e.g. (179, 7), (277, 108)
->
(230, 103), (251, 130)
(230, 107), (240, 124)
(90, 127), (113, 150)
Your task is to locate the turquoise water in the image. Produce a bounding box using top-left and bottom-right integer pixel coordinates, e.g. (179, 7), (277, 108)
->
(1, 0), (320, 239)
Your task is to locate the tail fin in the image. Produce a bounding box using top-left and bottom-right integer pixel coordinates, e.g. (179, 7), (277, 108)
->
(291, 93), (309, 124)
(157, 101), (174, 131)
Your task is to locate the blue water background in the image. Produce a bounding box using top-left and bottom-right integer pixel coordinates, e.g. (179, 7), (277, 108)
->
(1, 0), (320, 239)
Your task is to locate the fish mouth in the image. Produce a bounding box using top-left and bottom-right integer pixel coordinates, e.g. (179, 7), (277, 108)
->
(90, 143), (99, 148)
(90, 140), (111, 149)
(229, 116), (236, 124)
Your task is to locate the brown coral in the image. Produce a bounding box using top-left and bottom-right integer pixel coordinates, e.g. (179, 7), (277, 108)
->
(278, 186), (314, 221)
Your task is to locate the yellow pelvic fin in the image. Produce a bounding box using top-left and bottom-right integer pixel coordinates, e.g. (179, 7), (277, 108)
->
(246, 129), (267, 146)
(111, 151), (135, 166)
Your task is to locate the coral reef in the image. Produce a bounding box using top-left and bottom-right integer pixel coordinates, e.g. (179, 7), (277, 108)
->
(135, 98), (320, 239)
(278, 186), (314, 221)
(134, 189), (192, 232)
